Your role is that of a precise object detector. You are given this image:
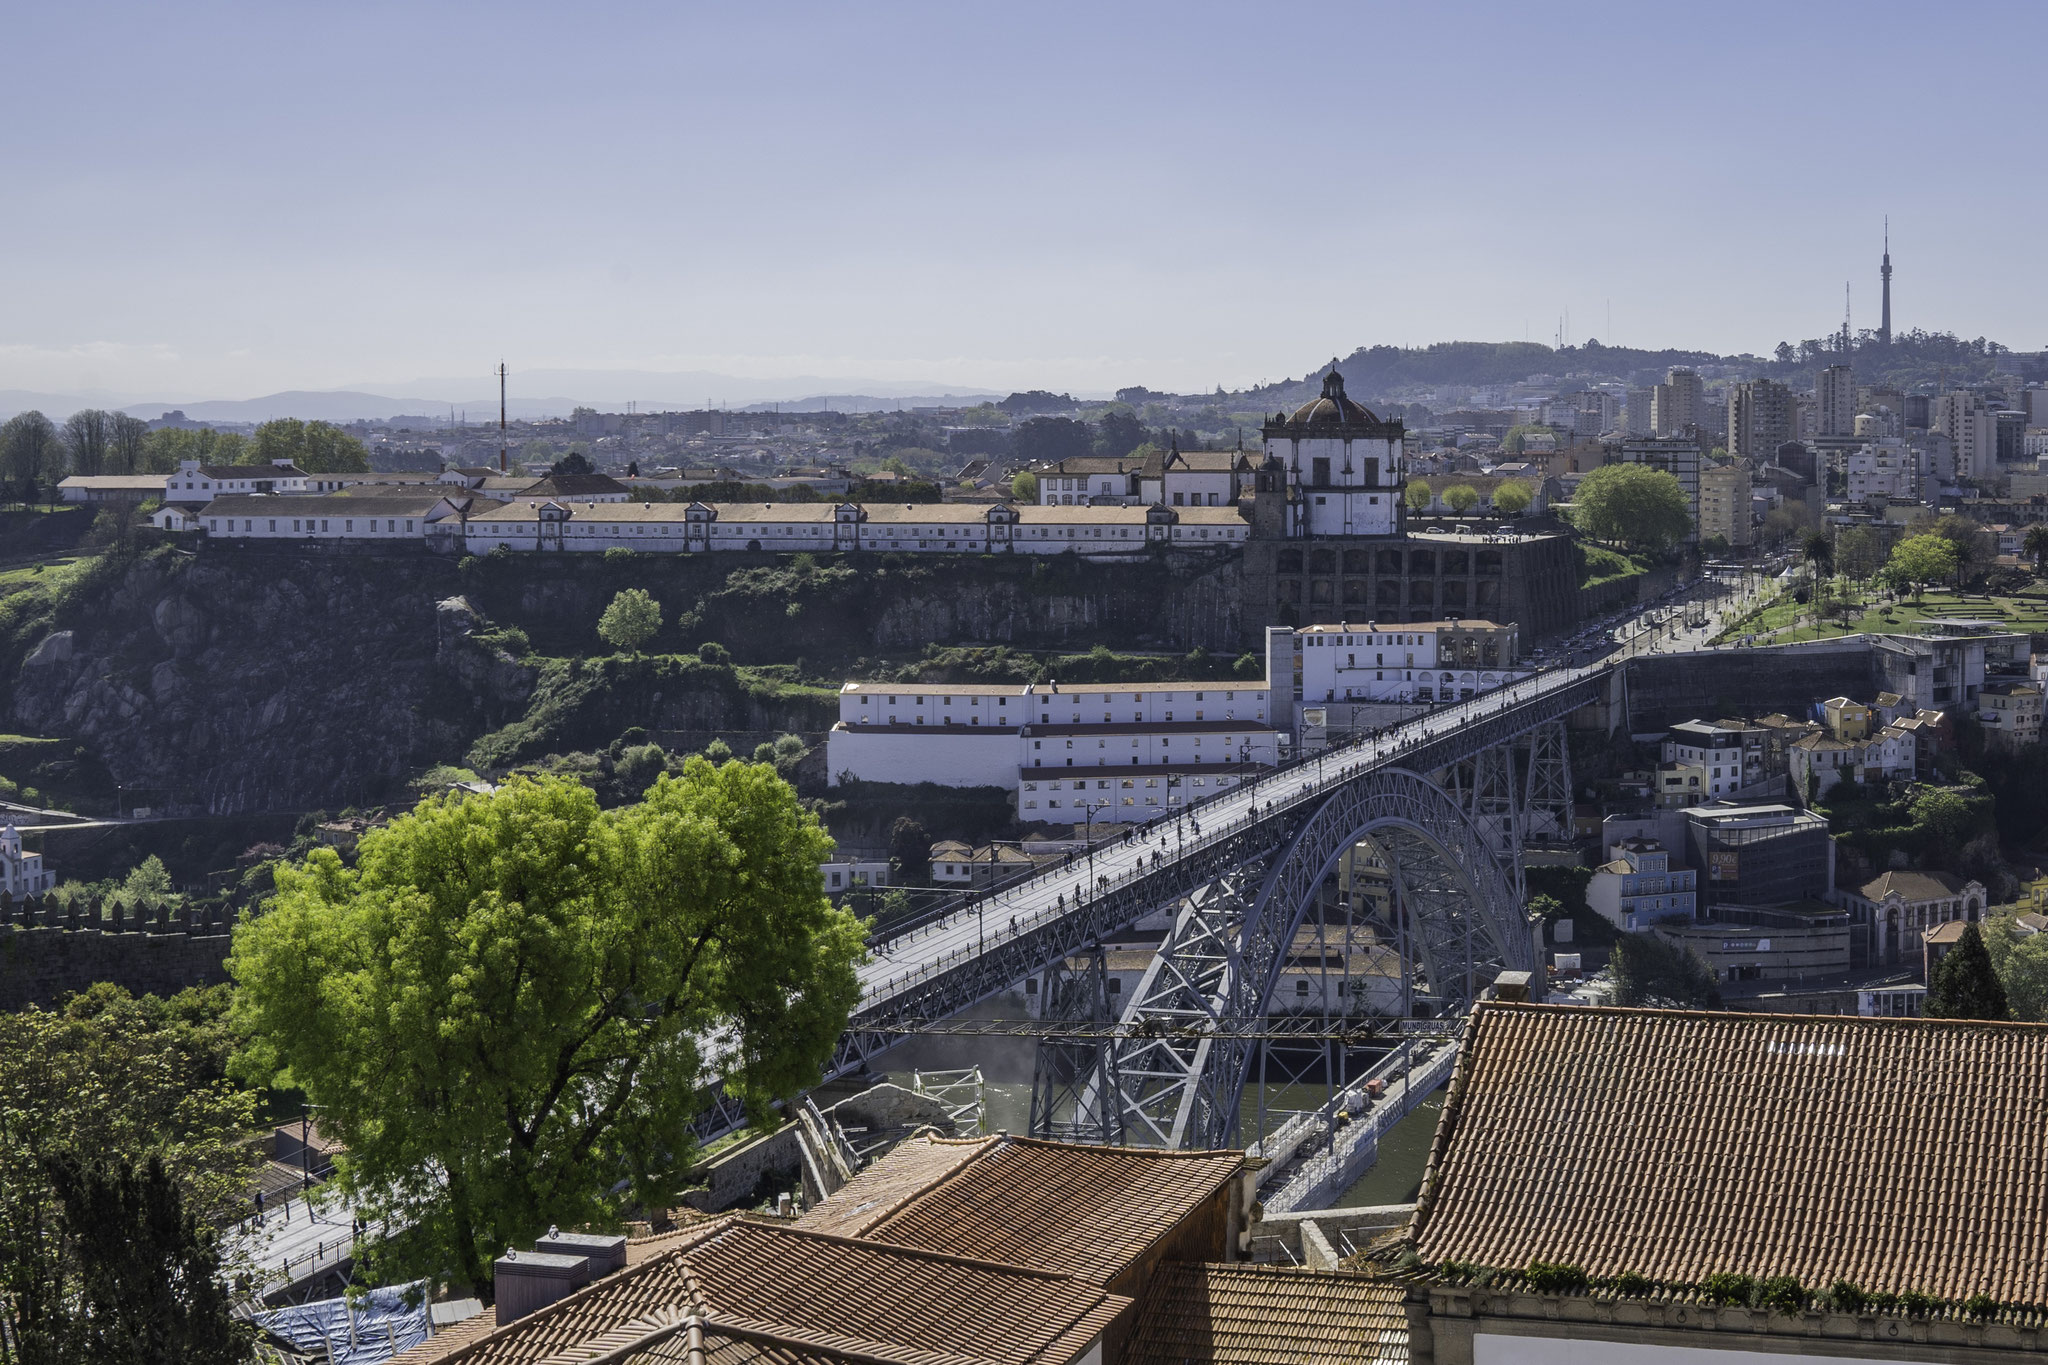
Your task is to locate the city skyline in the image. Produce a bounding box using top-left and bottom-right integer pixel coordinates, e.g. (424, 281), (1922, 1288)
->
(5, 0), (2045, 401)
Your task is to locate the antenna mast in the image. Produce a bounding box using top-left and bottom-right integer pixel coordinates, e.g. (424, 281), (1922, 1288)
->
(497, 362), (508, 472)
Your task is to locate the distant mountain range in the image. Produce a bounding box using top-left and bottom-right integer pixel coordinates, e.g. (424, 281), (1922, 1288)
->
(0, 368), (1011, 424)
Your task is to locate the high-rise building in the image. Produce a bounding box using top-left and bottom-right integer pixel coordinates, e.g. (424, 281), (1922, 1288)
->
(1625, 388), (1655, 437)
(1610, 437), (1703, 542)
(1817, 364), (1857, 437)
(1933, 391), (1998, 480)
(1726, 378), (1794, 464)
(1651, 368), (1703, 437)
(1996, 409), (2027, 463)
(2024, 386), (2048, 429)
(1699, 460), (1753, 548)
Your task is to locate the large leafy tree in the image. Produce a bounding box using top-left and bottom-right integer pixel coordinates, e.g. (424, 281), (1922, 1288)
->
(140, 426), (249, 473)
(1570, 463), (1692, 553)
(1013, 417), (1093, 466)
(2, 411), (59, 491)
(1925, 922), (2009, 1021)
(1492, 480), (1533, 515)
(249, 418), (370, 473)
(0, 992), (259, 1358)
(1441, 483), (1481, 513)
(597, 588), (662, 653)
(109, 413), (150, 475)
(1983, 913), (2048, 1022)
(61, 410), (113, 478)
(1883, 533), (1958, 602)
(1609, 932), (1721, 1009)
(229, 766), (866, 1297)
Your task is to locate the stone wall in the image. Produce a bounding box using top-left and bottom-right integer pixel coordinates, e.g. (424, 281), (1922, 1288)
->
(1241, 531), (1583, 644)
(0, 926), (234, 1010)
(1623, 637), (1878, 732)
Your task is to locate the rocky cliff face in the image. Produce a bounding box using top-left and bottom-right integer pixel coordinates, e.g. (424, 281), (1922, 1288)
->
(9, 551), (531, 815)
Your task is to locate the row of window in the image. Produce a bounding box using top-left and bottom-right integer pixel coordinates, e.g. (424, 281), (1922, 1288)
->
(207, 517), (415, 534)
(1021, 775), (1238, 791)
(864, 690), (1254, 706)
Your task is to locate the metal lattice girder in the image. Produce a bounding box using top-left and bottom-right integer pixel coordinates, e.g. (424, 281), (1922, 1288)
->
(1100, 768), (1529, 1151)
(1520, 720), (1575, 843)
(1028, 944), (1125, 1144)
(1468, 744), (1522, 858)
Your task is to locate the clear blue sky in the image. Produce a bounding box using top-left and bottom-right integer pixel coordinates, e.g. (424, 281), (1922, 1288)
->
(4, 0), (2044, 401)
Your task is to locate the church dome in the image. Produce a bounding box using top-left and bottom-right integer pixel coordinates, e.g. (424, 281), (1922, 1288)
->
(1285, 363), (1382, 429)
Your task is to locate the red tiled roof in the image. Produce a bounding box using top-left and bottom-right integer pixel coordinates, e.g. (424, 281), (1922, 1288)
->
(1123, 1262), (1407, 1365)
(801, 1134), (1243, 1286)
(1412, 1003), (2048, 1306)
(391, 1216), (1125, 1365)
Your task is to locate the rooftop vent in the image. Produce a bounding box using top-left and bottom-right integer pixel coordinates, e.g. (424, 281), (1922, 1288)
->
(493, 1249), (592, 1327)
(534, 1229), (627, 1277)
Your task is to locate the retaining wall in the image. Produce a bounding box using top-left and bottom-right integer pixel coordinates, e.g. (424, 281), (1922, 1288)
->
(0, 926), (234, 1010)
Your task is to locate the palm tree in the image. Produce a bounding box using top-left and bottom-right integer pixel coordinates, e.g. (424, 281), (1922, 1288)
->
(1802, 532), (1833, 623)
(2025, 524), (2048, 579)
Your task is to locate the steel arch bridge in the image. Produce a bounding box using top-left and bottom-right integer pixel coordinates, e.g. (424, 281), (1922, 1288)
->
(692, 664), (1617, 1146)
(1068, 767), (1532, 1150)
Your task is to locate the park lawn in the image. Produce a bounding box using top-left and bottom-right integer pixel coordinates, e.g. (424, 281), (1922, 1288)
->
(1717, 581), (2048, 645)
(0, 557), (84, 594)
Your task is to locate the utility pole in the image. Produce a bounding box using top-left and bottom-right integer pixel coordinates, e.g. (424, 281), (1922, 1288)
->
(497, 362), (508, 472)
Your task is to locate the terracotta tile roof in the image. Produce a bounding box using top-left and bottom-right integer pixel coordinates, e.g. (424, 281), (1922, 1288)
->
(1411, 1003), (2048, 1307)
(1854, 870), (1970, 903)
(1123, 1263), (1407, 1365)
(798, 1136), (998, 1239)
(392, 1216), (1126, 1365)
(802, 1134), (1243, 1285)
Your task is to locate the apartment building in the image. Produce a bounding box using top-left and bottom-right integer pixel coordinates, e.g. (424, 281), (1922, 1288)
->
(1266, 619), (1529, 745)
(1725, 378), (1792, 463)
(1650, 367), (1703, 436)
(1698, 459), (1753, 547)
(1586, 837), (1699, 932)
(1817, 363), (1857, 437)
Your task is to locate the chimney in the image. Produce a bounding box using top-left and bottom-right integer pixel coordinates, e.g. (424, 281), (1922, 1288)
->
(534, 1229), (627, 1277)
(1491, 970), (1534, 1003)
(493, 1249), (591, 1327)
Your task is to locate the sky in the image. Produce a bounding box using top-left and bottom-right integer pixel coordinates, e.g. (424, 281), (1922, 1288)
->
(4, 0), (2046, 405)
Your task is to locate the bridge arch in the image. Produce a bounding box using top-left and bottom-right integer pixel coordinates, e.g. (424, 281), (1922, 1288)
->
(1094, 767), (1530, 1150)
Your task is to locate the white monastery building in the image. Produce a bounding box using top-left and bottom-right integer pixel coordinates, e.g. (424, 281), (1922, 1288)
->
(0, 825), (54, 899)
(1260, 365), (1405, 538)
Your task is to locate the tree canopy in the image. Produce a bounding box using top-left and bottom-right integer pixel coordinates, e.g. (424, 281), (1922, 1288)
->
(1609, 932), (1721, 1009)
(1569, 463), (1692, 553)
(597, 588), (662, 653)
(1492, 480), (1533, 515)
(249, 418), (370, 474)
(229, 767), (865, 1296)
(0, 988), (258, 1357)
(1883, 533), (1959, 601)
(1014, 417), (1094, 466)
(1009, 470), (1038, 501)
(1403, 480), (1433, 512)
(1983, 912), (2048, 1022)
(1925, 922), (2009, 1021)
(1441, 483), (1481, 513)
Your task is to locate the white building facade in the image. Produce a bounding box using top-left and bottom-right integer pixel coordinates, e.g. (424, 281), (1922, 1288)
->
(166, 458), (308, 505)
(825, 679), (1281, 825)
(1259, 367), (1405, 538)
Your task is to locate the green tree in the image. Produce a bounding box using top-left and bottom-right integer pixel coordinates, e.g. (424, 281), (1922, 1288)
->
(109, 413), (150, 475)
(1983, 912), (2048, 1022)
(1403, 480), (1434, 513)
(890, 815), (933, 883)
(1442, 483), (1481, 513)
(229, 767), (865, 1297)
(0, 1000), (259, 1354)
(1802, 531), (1833, 581)
(2, 411), (59, 492)
(1610, 932), (1721, 1008)
(249, 418), (370, 474)
(1835, 526), (1887, 582)
(1092, 409), (1146, 459)
(1570, 463), (1692, 553)
(140, 426), (248, 474)
(1492, 480), (1533, 515)
(1884, 534), (1958, 602)
(1009, 470), (1039, 501)
(27, 1154), (253, 1365)
(549, 450), (595, 477)
(62, 410), (113, 478)
(121, 855), (176, 915)
(2025, 524), (2048, 577)
(1925, 922), (2009, 1020)
(597, 588), (662, 653)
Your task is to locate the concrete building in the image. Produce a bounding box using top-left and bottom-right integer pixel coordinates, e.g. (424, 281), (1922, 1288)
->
(1872, 630), (2023, 710)
(1978, 681), (2044, 749)
(1725, 378), (1793, 464)
(1656, 720), (1765, 807)
(1788, 723), (1917, 800)
(1585, 837), (1698, 932)
(1243, 526), (1581, 638)
(0, 826), (54, 899)
(1697, 459), (1752, 548)
(1624, 386), (1655, 437)
(1681, 802), (1834, 906)
(1845, 436), (1920, 503)
(1258, 366), (1406, 538)
(1817, 362), (1857, 437)
(1269, 618), (1523, 710)
(1137, 445), (1250, 509)
(1837, 870), (1988, 969)
(1035, 455), (1149, 505)
(1933, 390), (1999, 480)
(1650, 367), (1702, 437)
(824, 678), (1281, 825)
(200, 491), (486, 543)
(57, 474), (170, 503)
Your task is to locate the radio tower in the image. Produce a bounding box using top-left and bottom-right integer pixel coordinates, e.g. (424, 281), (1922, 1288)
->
(497, 362), (508, 473)
(1879, 218), (1893, 346)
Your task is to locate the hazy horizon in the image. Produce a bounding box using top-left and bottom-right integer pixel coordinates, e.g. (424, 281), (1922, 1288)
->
(6, 0), (2044, 402)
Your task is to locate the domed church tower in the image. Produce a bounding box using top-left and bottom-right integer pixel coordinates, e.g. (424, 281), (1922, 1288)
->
(1260, 361), (1405, 537)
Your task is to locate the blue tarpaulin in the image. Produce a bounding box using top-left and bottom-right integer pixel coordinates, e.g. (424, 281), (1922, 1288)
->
(255, 1279), (431, 1364)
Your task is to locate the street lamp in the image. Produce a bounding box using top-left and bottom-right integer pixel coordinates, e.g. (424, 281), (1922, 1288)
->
(1079, 799), (1109, 888)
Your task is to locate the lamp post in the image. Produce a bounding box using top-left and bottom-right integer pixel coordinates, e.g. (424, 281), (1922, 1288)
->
(1079, 800), (1108, 887)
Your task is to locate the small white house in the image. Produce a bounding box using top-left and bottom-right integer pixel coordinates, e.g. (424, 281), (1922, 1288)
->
(0, 825), (54, 898)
